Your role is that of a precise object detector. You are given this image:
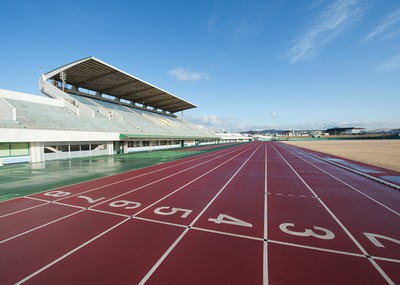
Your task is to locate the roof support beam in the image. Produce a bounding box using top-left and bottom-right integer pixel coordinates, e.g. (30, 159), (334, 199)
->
(44, 57), (197, 113)
(144, 96), (178, 105)
(162, 101), (186, 108)
(76, 70), (119, 87)
(120, 86), (154, 97)
(99, 79), (140, 94)
(130, 92), (166, 103)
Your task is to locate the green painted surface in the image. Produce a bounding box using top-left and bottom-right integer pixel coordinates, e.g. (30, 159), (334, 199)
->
(0, 144), (237, 202)
(119, 133), (218, 140)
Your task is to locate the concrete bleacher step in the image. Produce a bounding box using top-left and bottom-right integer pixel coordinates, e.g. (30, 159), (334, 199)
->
(3, 95), (218, 138)
(0, 120), (25, 129)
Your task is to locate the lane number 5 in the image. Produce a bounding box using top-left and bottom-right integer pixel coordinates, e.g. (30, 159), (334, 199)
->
(154, 207), (192, 218)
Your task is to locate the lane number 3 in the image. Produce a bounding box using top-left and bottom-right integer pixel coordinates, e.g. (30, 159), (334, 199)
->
(279, 223), (335, 240)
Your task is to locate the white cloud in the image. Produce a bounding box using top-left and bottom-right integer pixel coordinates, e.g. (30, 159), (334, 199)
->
(324, 120), (400, 130)
(168, 68), (210, 82)
(271, 112), (279, 118)
(245, 120), (400, 131)
(208, 13), (218, 32)
(310, 0), (327, 10)
(288, 0), (362, 63)
(234, 17), (258, 41)
(184, 114), (400, 133)
(185, 114), (245, 132)
(378, 53), (400, 71)
(364, 9), (400, 42)
(208, 18), (216, 31)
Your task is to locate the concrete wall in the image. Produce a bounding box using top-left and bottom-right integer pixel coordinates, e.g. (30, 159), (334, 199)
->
(0, 88), (63, 106)
(0, 128), (119, 143)
(0, 98), (16, 120)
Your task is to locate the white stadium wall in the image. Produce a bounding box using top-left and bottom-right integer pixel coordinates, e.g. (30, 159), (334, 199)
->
(0, 128), (116, 164)
(0, 56), (222, 166)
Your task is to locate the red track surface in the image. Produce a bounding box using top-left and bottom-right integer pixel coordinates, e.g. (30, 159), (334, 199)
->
(1, 142), (399, 284)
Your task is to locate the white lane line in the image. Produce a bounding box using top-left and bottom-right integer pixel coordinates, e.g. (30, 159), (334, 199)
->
(15, 218), (131, 285)
(280, 143), (400, 190)
(16, 143), (258, 284)
(372, 256), (400, 263)
(0, 200), (50, 219)
(191, 226), (263, 242)
(130, 143), (258, 220)
(0, 195), (25, 204)
(138, 143), (263, 285)
(24, 196), (49, 202)
(263, 142), (269, 285)
(138, 228), (190, 285)
(140, 216), (400, 265)
(133, 215), (400, 266)
(53, 201), (86, 210)
(29, 143), (249, 203)
(133, 216), (188, 229)
(268, 239), (365, 258)
(368, 258), (395, 284)
(285, 146), (400, 217)
(136, 213), (400, 265)
(133, 213), (400, 263)
(6, 145), (249, 221)
(272, 143), (395, 285)
(137, 214), (400, 264)
(190, 144), (262, 227)
(133, 215), (263, 242)
(89, 208), (131, 218)
(88, 143), (256, 211)
(0, 209), (84, 244)
(267, 193), (315, 199)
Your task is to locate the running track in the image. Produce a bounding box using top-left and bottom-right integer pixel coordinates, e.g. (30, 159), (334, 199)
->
(1, 142), (399, 284)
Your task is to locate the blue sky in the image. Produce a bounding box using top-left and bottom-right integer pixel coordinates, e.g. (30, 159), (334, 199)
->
(1, 0), (399, 131)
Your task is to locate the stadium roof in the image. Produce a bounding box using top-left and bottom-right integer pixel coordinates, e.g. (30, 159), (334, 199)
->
(43, 56), (197, 113)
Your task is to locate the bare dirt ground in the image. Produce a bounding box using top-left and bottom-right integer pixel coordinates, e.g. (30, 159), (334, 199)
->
(282, 140), (400, 172)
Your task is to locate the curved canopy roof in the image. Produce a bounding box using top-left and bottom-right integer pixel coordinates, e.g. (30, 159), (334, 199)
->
(43, 57), (197, 113)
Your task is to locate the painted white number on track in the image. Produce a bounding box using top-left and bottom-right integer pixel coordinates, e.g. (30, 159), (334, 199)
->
(44, 191), (71, 198)
(208, 214), (253, 228)
(154, 207), (192, 218)
(364, 233), (400, 248)
(109, 200), (141, 209)
(78, 196), (105, 204)
(279, 223), (335, 240)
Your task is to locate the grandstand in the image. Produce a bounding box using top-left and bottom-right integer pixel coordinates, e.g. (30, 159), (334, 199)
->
(0, 57), (219, 165)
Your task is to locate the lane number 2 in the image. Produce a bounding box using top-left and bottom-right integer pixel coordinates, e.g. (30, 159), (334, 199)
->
(364, 232), (400, 248)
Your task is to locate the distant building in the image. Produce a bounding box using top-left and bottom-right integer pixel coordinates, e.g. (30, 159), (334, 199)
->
(325, 127), (365, 135)
(216, 132), (253, 143)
